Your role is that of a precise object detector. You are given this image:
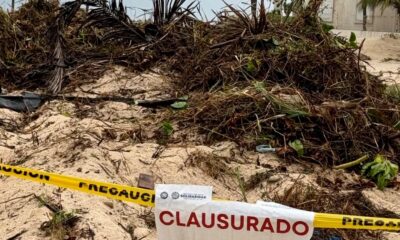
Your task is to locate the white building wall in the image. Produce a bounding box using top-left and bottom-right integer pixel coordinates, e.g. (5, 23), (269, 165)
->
(325, 0), (399, 32)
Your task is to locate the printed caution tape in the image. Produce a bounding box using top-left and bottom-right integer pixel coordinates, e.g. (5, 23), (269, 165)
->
(314, 213), (400, 231)
(1, 163), (400, 231)
(0, 163), (155, 207)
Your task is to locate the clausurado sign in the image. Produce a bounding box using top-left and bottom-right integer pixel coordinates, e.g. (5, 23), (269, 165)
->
(2, 163), (400, 233)
(155, 185), (314, 240)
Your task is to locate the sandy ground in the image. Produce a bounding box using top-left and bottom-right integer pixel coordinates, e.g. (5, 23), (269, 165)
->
(361, 36), (400, 84)
(0, 37), (399, 240)
(1, 68), (321, 239)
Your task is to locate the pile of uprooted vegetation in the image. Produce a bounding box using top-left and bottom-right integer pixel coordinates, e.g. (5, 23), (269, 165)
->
(0, 0), (399, 237)
(1, 0), (399, 174)
(1, 0), (399, 172)
(0, 0), (59, 89)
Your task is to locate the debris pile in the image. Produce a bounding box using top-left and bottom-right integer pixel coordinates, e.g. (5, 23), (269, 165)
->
(1, 0), (398, 166)
(0, 0), (59, 89)
(0, 0), (399, 239)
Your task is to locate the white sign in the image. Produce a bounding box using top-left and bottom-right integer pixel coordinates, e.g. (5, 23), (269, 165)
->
(155, 184), (315, 240)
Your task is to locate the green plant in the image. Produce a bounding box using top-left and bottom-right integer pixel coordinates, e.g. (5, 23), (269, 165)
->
(322, 23), (334, 33)
(161, 121), (174, 136)
(362, 154), (399, 190)
(36, 195), (79, 239)
(245, 58), (257, 74)
(47, 210), (77, 240)
(233, 168), (248, 203)
(385, 84), (400, 101)
(171, 101), (188, 109)
(289, 139), (304, 157)
(349, 32), (358, 48)
(50, 211), (76, 227)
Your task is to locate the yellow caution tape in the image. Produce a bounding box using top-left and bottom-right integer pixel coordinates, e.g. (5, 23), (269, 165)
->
(314, 213), (400, 231)
(0, 163), (155, 207)
(1, 163), (400, 231)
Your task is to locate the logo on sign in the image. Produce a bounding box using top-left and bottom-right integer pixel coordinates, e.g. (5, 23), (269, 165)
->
(160, 192), (169, 199)
(172, 192), (180, 200)
(180, 193), (207, 200)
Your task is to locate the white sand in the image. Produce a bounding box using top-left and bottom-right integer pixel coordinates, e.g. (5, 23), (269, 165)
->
(362, 36), (400, 84)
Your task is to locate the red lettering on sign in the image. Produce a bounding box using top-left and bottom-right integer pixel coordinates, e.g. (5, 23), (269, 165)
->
(217, 214), (229, 229)
(293, 221), (309, 236)
(247, 216), (259, 231)
(176, 211), (186, 227)
(260, 218), (275, 232)
(187, 212), (201, 227)
(231, 215), (244, 230)
(202, 213), (215, 228)
(158, 211), (310, 236)
(277, 219), (291, 233)
(160, 211), (174, 225)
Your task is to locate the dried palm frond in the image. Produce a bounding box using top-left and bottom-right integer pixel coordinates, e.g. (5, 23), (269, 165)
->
(47, 0), (82, 94)
(48, 0), (148, 93)
(48, 39), (66, 94)
(221, 0), (268, 35)
(153, 0), (197, 27)
(46, 0), (198, 93)
(83, 10), (146, 43)
(82, 0), (146, 43)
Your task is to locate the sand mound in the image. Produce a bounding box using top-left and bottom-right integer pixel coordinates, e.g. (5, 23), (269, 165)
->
(0, 68), (311, 239)
(0, 67), (399, 240)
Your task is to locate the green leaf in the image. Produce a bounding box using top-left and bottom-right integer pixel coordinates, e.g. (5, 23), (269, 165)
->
(374, 154), (385, 163)
(171, 101), (188, 109)
(350, 32), (356, 43)
(161, 121), (174, 136)
(272, 38), (280, 46)
(362, 154), (398, 190)
(362, 162), (375, 175)
(389, 163), (399, 176)
(245, 57), (261, 75)
(349, 32), (358, 48)
(394, 121), (400, 130)
(322, 23), (334, 33)
(383, 164), (392, 176)
(246, 61), (257, 74)
(289, 140), (304, 157)
(377, 174), (387, 190)
(369, 163), (384, 177)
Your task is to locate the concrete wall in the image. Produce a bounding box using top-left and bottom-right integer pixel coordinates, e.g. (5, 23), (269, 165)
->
(327, 0), (399, 32)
